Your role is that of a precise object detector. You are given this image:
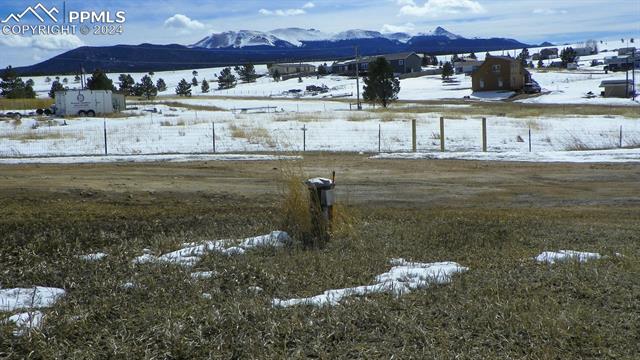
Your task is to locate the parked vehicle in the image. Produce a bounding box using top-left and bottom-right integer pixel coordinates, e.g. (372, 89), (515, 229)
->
(523, 80), (541, 94)
(53, 90), (114, 116)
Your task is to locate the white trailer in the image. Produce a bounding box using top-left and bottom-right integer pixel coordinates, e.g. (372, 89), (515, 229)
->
(54, 90), (114, 117)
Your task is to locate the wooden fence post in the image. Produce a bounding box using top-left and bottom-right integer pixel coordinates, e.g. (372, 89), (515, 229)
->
(440, 117), (445, 152)
(482, 117), (487, 152)
(411, 119), (417, 152)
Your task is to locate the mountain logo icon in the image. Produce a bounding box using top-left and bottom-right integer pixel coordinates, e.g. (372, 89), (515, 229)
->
(1, 3), (59, 23)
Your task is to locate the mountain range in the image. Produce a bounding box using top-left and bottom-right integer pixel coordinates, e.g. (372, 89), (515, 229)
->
(14, 27), (534, 75)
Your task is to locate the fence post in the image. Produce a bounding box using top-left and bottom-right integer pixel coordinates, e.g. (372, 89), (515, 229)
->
(212, 121), (216, 153)
(528, 126), (532, 152)
(378, 123), (381, 153)
(482, 117), (487, 152)
(411, 119), (417, 152)
(103, 120), (108, 156)
(619, 125), (623, 148)
(440, 117), (445, 152)
(302, 124), (307, 152)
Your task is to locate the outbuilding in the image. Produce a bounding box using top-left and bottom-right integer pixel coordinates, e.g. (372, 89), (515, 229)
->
(599, 80), (634, 98)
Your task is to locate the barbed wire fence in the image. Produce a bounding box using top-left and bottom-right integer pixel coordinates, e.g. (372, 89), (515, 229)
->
(1, 113), (639, 158)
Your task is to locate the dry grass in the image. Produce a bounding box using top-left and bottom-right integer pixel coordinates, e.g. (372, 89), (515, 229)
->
(229, 123), (275, 147)
(136, 101), (224, 112)
(0, 131), (80, 142)
(0, 98), (53, 111)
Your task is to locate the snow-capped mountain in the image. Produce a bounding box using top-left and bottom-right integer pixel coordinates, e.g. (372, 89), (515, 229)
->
(332, 29), (386, 41)
(268, 28), (329, 46)
(420, 26), (462, 40)
(191, 30), (293, 49)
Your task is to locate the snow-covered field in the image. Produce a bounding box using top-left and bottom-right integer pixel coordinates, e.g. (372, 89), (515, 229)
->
(1, 100), (639, 160)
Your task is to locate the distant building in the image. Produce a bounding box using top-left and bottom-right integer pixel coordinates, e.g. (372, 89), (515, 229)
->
(574, 46), (597, 56)
(618, 47), (636, 56)
(599, 80), (634, 98)
(605, 54), (640, 71)
(268, 63), (316, 76)
(454, 60), (484, 75)
(540, 48), (559, 60)
(471, 55), (530, 92)
(332, 52), (421, 76)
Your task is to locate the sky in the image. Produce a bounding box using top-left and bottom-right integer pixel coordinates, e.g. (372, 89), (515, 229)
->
(0, 0), (639, 68)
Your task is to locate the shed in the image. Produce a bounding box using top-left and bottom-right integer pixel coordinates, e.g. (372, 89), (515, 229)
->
(599, 80), (634, 98)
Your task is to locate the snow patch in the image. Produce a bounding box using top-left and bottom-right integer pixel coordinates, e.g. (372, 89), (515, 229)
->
(272, 259), (467, 308)
(78, 252), (107, 261)
(190, 271), (217, 279)
(133, 231), (290, 266)
(3, 311), (44, 336)
(0, 154), (302, 165)
(535, 250), (602, 264)
(0, 286), (66, 312)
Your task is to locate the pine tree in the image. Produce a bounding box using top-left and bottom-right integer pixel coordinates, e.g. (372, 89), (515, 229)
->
(517, 48), (530, 68)
(192, 70), (198, 77)
(62, 77), (68, 84)
(137, 75), (157, 99)
(422, 53), (431, 66)
(468, 52), (477, 60)
(537, 59), (544, 68)
(272, 69), (281, 82)
(452, 54), (460, 63)
(25, 79), (34, 87)
(0, 66), (31, 99)
(49, 81), (65, 98)
(191, 76), (199, 87)
(201, 79), (210, 93)
(441, 62), (454, 79)
(118, 74), (135, 95)
(235, 64), (257, 83)
(87, 69), (115, 91)
(217, 67), (236, 89)
(175, 78), (192, 96)
(74, 74), (81, 83)
(362, 57), (400, 108)
(318, 63), (328, 75)
(156, 78), (167, 92)
(560, 47), (577, 68)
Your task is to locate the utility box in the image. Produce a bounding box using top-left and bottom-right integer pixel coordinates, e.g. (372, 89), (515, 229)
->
(54, 90), (114, 117)
(305, 177), (336, 222)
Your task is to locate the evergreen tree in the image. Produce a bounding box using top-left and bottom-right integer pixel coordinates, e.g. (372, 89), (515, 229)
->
(192, 70), (198, 77)
(74, 74), (81, 83)
(62, 77), (68, 84)
(45, 76), (51, 83)
(149, 71), (155, 76)
(49, 81), (65, 98)
(201, 79), (210, 93)
(452, 54), (460, 62)
(191, 76), (199, 87)
(485, 52), (491, 59)
(317, 63), (328, 75)
(217, 67), (236, 89)
(517, 48), (530, 68)
(422, 53), (431, 66)
(156, 78), (167, 92)
(441, 62), (454, 79)
(234, 64), (257, 83)
(175, 78), (192, 96)
(25, 79), (34, 87)
(118, 74), (135, 95)
(86, 69), (115, 91)
(272, 69), (281, 82)
(560, 47), (577, 67)
(0, 66), (32, 99)
(362, 57), (400, 108)
(298, 76), (303, 83)
(137, 75), (157, 99)
(468, 52), (477, 60)
(537, 59), (544, 68)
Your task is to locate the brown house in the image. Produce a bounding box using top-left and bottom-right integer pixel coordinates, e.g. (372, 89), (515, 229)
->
(471, 56), (529, 92)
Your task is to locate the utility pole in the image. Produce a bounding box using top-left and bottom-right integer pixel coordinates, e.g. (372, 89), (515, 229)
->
(355, 46), (362, 110)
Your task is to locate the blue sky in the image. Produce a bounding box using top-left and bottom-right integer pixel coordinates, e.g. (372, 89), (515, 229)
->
(0, 0), (639, 67)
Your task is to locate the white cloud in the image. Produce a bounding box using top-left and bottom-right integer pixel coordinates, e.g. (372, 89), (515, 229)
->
(0, 34), (84, 51)
(259, 3), (314, 16)
(381, 22), (416, 33)
(533, 8), (568, 15)
(398, 0), (485, 16)
(163, 14), (205, 31)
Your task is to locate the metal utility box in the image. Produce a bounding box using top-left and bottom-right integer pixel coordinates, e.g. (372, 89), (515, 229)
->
(54, 90), (114, 116)
(305, 177), (336, 221)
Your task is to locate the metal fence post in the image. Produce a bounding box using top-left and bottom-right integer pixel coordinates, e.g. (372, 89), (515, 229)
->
(440, 117), (445, 152)
(378, 123), (381, 153)
(212, 121), (216, 153)
(302, 124), (307, 152)
(619, 125), (623, 148)
(103, 120), (108, 156)
(528, 126), (532, 152)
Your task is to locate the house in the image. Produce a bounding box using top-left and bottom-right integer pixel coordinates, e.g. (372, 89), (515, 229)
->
(574, 46), (597, 56)
(605, 55), (640, 71)
(567, 62), (579, 70)
(599, 80), (634, 98)
(471, 55), (530, 92)
(332, 52), (422, 76)
(268, 63), (316, 76)
(618, 47), (636, 56)
(540, 48), (558, 60)
(454, 60), (484, 75)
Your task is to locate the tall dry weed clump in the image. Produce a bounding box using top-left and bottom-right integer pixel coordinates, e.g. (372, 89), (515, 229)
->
(276, 164), (357, 249)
